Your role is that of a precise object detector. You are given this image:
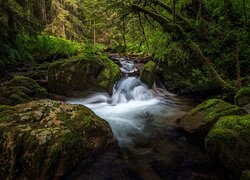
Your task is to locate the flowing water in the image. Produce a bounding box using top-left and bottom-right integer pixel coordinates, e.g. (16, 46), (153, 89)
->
(65, 57), (226, 180)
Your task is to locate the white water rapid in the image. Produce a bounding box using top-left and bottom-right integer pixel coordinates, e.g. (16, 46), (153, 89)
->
(66, 57), (187, 146)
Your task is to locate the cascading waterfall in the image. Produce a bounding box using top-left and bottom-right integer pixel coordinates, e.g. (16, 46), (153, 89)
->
(65, 57), (224, 180)
(67, 57), (184, 146)
(67, 77), (168, 145)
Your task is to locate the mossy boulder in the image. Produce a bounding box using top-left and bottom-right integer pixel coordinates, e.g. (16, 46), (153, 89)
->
(140, 61), (156, 87)
(235, 87), (250, 107)
(241, 170), (250, 180)
(205, 114), (250, 176)
(0, 76), (48, 105)
(48, 54), (123, 95)
(0, 99), (115, 179)
(175, 99), (247, 135)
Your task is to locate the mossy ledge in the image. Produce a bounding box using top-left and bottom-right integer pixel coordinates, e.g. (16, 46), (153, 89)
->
(0, 76), (48, 105)
(0, 99), (115, 179)
(48, 54), (123, 95)
(205, 114), (250, 177)
(176, 99), (247, 135)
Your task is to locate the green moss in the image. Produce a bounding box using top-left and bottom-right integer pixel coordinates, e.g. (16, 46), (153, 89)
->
(144, 61), (156, 72)
(177, 99), (247, 135)
(48, 54), (122, 94)
(235, 87), (250, 107)
(205, 114), (250, 175)
(0, 99), (114, 179)
(236, 87), (250, 98)
(241, 170), (250, 180)
(0, 105), (16, 123)
(0, 76), (48, 105)
(189, 99), (246, 123)
(140, 61), (156, 87)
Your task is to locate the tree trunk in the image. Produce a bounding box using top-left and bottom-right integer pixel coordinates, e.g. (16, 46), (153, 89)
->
(243, 0), (247, 27)
(173, 0), (176, 23)
(236, 42), (241, 88)
(196, 0), (202, 20)
(93, 21), (96, 45)
(223, 0), (232, 19)
(122, 13), (127, 49)
(131, 3), (236, 93)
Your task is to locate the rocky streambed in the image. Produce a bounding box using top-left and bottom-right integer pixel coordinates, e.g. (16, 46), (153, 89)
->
(0, 54), (250, 180)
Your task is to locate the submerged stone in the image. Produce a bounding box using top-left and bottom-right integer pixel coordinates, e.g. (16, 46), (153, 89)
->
(175, 99), (247, 135)
(0, 76), (48, 105)
(48, 54), (123, 95)
(0, 99), (115, 179)
(205, 114), (250, 176)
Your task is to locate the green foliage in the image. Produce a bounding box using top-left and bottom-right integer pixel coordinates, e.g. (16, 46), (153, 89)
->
(17, 34), (85, 63)
(83, 42), (107, 55)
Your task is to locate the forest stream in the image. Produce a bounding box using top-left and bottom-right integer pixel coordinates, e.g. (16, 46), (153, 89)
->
(64, 57), (226, 180)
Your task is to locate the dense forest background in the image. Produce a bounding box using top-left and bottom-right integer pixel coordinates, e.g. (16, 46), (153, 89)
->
(0, 0), (250, 97)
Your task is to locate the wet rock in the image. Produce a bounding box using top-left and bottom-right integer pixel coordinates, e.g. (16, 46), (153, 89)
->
(175, 99), (247, 135)
(48, 54), (123, 95)
(0, 76), (48, 105)
(235, 87), (250, 107)
(0, 99), (115, 179)
(205, 114), (250, 176)
(140, 61), (156, 88)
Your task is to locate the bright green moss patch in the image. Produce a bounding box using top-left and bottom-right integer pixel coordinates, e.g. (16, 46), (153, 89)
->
(144, 61), (156, 72)
(189, 99), (246, 123)
(176, 99), (247, 135)
(205, 114), (250, 176)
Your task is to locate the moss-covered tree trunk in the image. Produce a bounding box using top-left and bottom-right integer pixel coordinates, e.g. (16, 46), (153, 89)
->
(131, 3), (236, 93)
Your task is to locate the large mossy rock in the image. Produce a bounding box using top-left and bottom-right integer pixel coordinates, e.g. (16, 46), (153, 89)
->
(175, 99), (247, 135)
(157, 41), (221, 96)
(140, 61), (156, 87)
(0, 76), (48, 105)
(48, 54), (123, 95)
(235, 87), (250, 107)
(205, 114), (250, 176)
(0, 99), (115, 179)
